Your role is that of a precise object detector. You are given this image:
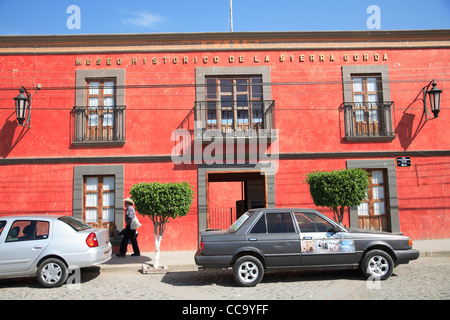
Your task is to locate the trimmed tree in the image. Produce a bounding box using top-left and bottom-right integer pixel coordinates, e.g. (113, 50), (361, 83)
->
(130, 182), (194, 268)
(304, 168), (369, 225)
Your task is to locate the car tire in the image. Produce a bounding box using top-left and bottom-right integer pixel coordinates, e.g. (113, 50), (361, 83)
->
(233, 255), (264, 287)
(361, 249), (394, 280)
(37, 258), (69, 288)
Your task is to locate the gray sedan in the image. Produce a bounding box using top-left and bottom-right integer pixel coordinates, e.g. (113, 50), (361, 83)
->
(195, 208), (420, 286)
(0, 215), (112, 287)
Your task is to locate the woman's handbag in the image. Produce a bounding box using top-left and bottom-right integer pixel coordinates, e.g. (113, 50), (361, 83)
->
(131, 217), (142, 229)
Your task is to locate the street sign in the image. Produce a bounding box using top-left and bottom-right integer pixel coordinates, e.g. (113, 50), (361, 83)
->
(396, 157), (411, 167)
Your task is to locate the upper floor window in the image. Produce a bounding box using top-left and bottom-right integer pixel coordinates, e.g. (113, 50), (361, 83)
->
(351, 75), (382, 136)
(86, 79), (117, 141)
(205, 76), (263, 132)
(342, 65), (395, 141)
(194, 66), (276, 142)
(73, 69), (126, 146)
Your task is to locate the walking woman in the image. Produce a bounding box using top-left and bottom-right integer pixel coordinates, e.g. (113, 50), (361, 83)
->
(116, 197), (140, 257)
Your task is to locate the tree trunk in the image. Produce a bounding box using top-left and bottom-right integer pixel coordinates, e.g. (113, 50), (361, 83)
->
(152, 219), (166, 269)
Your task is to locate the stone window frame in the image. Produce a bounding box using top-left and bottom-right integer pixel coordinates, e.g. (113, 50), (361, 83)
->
(74, 69), (126, 146)
(346, 159), (401, 234)
(342, 65), (395, 141)
(73, 165), (124, 240)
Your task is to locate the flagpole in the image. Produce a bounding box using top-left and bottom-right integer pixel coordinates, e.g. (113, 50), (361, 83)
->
(230, 0), (234, 32)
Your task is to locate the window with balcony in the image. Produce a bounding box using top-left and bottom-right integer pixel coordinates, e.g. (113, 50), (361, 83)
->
(195, 66), (275, 142)
(73, 69), (125, 146)
(342, 65), (395, 141)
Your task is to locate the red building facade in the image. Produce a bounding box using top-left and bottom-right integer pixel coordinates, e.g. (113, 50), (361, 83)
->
(1, 30), (449, 252)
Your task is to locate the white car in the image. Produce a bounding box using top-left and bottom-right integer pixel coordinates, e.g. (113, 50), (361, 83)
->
(0, 215), (112, 287)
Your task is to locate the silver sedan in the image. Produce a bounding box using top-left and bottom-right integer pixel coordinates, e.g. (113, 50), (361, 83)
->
(0, 215), (112, 287)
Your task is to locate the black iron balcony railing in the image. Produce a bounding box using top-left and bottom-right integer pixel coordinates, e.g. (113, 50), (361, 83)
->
(343, 101), (395, 140)
(72, 105), (126, 145)
(194, 100), (276, 140)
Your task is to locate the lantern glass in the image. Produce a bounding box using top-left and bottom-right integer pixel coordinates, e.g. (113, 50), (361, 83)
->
(14, 88), (30, 125)
(427, 82), (442, 117)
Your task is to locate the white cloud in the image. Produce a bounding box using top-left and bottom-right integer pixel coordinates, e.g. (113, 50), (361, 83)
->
(121, 11), (164, 29)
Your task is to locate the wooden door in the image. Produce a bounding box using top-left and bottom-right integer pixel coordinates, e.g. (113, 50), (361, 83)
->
(83, 176), (116, 236)
(357, 169), (390, 231)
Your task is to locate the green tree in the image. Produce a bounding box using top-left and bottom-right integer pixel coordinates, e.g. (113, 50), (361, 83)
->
(304, 169), (369, 225)
(130, 182), (194, 268)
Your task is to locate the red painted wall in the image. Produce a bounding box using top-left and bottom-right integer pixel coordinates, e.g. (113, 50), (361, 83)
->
(1, 37), (449, 251)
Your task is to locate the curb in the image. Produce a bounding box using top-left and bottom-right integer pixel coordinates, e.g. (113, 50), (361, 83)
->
(98, 249), (450, 273)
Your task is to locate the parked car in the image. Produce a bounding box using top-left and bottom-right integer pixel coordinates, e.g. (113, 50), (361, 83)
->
(0, 215), (112, 288)
(195, 208), (419, 286)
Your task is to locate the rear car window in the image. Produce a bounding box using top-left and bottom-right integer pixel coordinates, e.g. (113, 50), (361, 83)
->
(58, 216), (92, 231)
(228, 212), (250, 232)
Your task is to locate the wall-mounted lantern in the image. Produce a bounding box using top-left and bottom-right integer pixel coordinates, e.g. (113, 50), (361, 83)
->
(424, 80), (442, 119)
(13, 86), (31, 128)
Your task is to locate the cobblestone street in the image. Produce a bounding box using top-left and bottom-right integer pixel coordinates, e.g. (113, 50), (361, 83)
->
(0, 257), (448, 300)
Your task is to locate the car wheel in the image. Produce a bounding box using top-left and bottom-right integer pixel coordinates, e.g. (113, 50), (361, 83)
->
(37, 258), (69, 288)
(233, 255), (264, 287)
(361, 249), (394, 280)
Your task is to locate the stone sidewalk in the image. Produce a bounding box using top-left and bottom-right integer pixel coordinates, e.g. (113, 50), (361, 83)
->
(100, 238), (450, 273)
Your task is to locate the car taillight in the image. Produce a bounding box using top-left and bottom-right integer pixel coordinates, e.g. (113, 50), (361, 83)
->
(86, 232), (99, 247)
(200, 241), (204, 251)
(408, 238), (413, 247)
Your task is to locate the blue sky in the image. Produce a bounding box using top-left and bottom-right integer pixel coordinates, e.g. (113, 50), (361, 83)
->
(0, 0), (449, 35)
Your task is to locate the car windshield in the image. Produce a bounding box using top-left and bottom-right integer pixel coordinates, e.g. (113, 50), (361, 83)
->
(227, 212), (250, 232)
(58, 216), (92, 231)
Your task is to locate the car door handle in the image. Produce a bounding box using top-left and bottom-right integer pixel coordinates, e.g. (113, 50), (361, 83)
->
(33, 246), (43, 250)
(248, 238), (257, 241)
(303, 237), (312, 240)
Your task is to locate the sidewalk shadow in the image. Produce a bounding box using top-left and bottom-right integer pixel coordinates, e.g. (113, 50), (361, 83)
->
(104, 254), (151, 265)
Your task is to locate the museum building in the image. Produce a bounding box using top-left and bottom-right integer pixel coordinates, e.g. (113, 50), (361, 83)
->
(0, 30), (449, 252)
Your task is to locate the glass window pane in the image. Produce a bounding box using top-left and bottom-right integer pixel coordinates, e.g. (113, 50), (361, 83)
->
(372, 170), (384, 184)
(354, 94), (364, 106)
(103, 113), (113, 126)
(236, 79), (248, 92)
(220, 79), (232, 93)
(352, 78), (363, 92)
(267, 212), (295, 233)
(374, 202), (385, 215)
(89, 97), (99, 107)
(236, 94), (248, 108)
(250, 215), (267, 233)
(373, 186), (385, 200)
(103, 177), (115, 190)
(89, 114), (98, 127)
(369, 109), (379, 122)
(103, 97), (114, 107)
(103, 209), (115, 222)
(89, 82), (99, 95)
(86, 177), (98, 191)
(206, 78), (217, 99)
(103, 192), (115, 207)
(358, 202), (369, 216)
(86, 193), (98, 207)
(367, 78), (378, 92)
(86, 209), (97, 222)
(251, 77), (262, 99)
(221, 95), (233, 108)
(103, 82), (115, 95)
